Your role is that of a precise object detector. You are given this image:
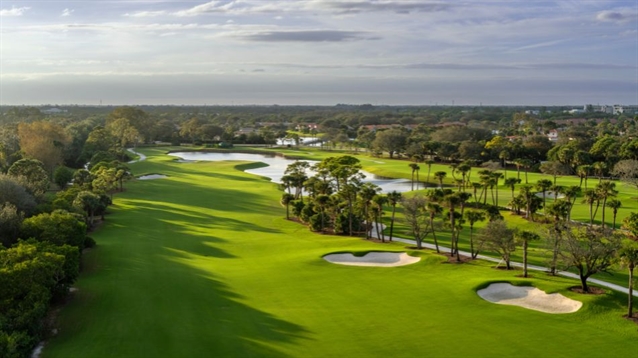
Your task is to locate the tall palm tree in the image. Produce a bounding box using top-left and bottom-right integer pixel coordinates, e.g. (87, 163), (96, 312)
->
(514, 158), (523, 180)
(470, 182), (482, 205)
(582, 189), (600, 225)
(521, 159), (532, 184)
(424, 160), (434, 188)
(465, 210), (486, 259)
(593, 161), (607, 183)
(535, 179), (553, 214)
(358, 183), (380, 239)
(386, 191), (402, 241)
(415, 164), (421, 190)
(606, 198), (622, 230)
(372, 195), (388, 242)
(426, 202), (443, 253)
(563, 185), (582, 220)
(546, 200), (570, 275)
(491, 172), (503, 207)
(444, 193), (461, 259)
(409, 163), (418, 191)
(315, 194), (331, 232)
(577, 165), (591, 189)
(550, 184), (564, 202)
(504, 177), (521, 210)
(596, 181), (618, 229)
(434, 171), (447, 188)
(457, 163), (471, 191)
(499, 150), (510, 178)
(618, 239), (638, 318)
(280, 193), (295, 220)
(519, 184), (534, 220)
(515, 229), (541, 278)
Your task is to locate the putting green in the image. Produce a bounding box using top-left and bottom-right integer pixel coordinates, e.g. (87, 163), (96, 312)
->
(44, 148), (638, 357)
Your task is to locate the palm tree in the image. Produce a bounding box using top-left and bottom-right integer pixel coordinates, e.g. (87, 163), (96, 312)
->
(504, 177), (521, 210)
(444, 193), (461, 260)
(426, 202), (443, 253)
(499, 150), (510, 178)
(415, 164), (421, 190)
(577, 165), (591, 189)
(535, 179), (552, 214)
(562, 185), (581, 220)
(545, 201), (570, 275)
(515, 229), (541, 278)
(606, 198), (622, 230)
(618, 239), (638, 318)
(280, 193), (295, 220)
(521, 159), (532, 184)
(465, 210), (486, 259)
(372, 195), (388, 242)
(593, 161), (607, 183)
(434, 171), (447, 188)
(457, 163), (471, 190)
(359, 183), (380, 239)
(519, 185), (534, 220)
(514, 158), (524, 180)
(550, 184), (563, 202)
(409, 163), (418, 191)
(596, 181), (617, 229)
(424, 160), (434, 188)
(471, 182), (482, 205)
(386, 191), (402, 241)
(491, 172), (503, 207)
(582, 189), (599, 225)
(315, 194), (331, 232)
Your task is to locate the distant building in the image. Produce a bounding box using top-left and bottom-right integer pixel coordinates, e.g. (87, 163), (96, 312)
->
(547, 129), (561, 142)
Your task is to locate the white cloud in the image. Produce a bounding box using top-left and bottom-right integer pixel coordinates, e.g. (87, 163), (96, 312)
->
(61, 9), (74, 17)
(0, 6), (30, 17)
(174, 1), (235, 17)
(124, 10), (167, 18)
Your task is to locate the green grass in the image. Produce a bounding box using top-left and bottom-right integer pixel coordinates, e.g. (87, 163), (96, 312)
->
(44, 147), (638, 357)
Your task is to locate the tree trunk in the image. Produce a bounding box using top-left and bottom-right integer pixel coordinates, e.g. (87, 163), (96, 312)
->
(523, 240), (529, 278)
(389, 206), (396, 242)
(629, 265), (634, 318)
(285, 204), (290, 220)
(431, 218), (439, 253)
(469, 228), (475, 258)
(580, 273), (589, 293)
(505, 257), (511, 270)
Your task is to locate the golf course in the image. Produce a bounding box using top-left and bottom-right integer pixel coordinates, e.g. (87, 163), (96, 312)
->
(43, 147), (638, 357)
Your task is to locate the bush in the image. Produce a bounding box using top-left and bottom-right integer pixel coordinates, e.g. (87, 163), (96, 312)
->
(84, 236), (96, 248)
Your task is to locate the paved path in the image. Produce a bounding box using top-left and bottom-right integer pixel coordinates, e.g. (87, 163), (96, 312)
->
(127, 148), (147, 163)
(369, 223), (637, 297)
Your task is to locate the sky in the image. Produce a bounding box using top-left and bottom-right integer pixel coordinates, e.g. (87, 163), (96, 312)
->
(0, 0), (637, 106)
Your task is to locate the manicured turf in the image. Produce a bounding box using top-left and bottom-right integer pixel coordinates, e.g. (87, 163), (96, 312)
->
(44, 148), (638, 357)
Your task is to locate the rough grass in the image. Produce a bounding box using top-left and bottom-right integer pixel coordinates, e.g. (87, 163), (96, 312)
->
(43, 147), (638, 357)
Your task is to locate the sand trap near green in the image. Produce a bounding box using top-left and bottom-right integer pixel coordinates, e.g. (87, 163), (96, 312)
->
(477, 283), (582, 314)
(323, 252), (420, 267)
(138, 174), (168, 180)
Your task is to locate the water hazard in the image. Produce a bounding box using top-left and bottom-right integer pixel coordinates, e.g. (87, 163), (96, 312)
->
(169, 152), (413, 193)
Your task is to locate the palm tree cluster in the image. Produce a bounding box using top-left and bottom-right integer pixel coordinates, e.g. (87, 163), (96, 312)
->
(281, 156), (401, 241)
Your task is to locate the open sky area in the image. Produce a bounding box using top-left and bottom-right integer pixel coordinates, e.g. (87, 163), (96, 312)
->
(1, 0), (637, 106)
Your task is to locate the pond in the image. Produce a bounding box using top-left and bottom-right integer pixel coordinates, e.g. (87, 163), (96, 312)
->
(169, 152), (413, 193)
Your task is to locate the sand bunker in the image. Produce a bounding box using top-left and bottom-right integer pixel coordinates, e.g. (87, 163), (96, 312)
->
(535, 191), (565, 199)
(138, 174), (168, 180)
(175, 159), (195, 163)
(477, 283), (582, 314)
(323, 252), (420, 267)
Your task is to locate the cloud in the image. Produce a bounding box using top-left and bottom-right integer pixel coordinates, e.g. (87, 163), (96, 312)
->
(0, 6), (30, 17)
(313, 0), (454, 14)
(596, 9), (638, 23)
(175, 1), (235, 17)
(61, 9), (74, 17)
(233, 30), (380, 42)
(124, 10), (167, 18)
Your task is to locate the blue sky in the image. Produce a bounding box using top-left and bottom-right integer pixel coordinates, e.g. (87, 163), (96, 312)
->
(1, 0), (636, 105)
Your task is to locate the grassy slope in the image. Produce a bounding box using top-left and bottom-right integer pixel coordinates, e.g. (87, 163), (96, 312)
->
(45, 147), (638, 357)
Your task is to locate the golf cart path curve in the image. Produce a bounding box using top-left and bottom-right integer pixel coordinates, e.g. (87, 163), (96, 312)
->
(127, 148), (147, 163)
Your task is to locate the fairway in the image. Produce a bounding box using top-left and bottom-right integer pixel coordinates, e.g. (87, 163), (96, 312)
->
(44, 148), (638, 357)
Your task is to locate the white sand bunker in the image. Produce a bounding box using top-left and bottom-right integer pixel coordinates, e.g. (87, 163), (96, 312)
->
(477, 283), (582, 314)
(535, 191), (565, 199)
(323, 252), (420, 267)
(175, 159), (195, 163)
(138, 174), (168, 180)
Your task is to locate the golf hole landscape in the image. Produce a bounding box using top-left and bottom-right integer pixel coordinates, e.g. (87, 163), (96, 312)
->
(41, 147), (638, 358)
